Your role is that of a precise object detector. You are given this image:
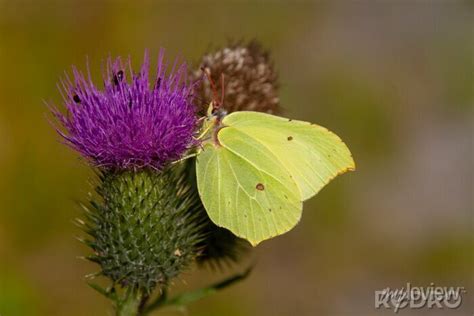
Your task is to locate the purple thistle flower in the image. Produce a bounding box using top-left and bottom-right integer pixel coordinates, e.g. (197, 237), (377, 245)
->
(51, 51), (198, 170)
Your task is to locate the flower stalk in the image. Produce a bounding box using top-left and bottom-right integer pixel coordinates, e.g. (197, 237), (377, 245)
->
(115, 289), (144, 316)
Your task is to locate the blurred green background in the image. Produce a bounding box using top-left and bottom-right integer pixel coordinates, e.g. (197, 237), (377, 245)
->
(0, 1), (472, 315)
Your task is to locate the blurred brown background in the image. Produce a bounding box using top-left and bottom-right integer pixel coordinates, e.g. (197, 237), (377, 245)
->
(0, 1), (472, 315)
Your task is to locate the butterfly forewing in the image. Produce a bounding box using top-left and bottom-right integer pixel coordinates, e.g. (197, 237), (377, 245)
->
(222, 111), (355, 201)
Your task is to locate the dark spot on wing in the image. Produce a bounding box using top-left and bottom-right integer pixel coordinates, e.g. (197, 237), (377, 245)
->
(284, 194), (288, 199)
(287, 136), (293, 141)
(73, 94), (81, 103)
(256, 183), (265, 191)
(288, 119), (293, 122)
(268, 208), (272, 212)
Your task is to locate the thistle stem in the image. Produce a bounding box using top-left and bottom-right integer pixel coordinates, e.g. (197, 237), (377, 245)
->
(116, 288), (145, 316)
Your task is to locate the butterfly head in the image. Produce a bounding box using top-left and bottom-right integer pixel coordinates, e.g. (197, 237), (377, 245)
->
(203, 102), (227, 140)
(207, 102), (227, 120)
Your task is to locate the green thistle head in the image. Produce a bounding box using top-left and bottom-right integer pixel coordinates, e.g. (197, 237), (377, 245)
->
(82, 168), (205, 294)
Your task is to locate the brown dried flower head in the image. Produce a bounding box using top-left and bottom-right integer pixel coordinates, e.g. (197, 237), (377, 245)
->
(193, 40), (280, 114)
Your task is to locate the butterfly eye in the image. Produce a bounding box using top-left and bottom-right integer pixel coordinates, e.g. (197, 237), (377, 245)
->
(73, 94), (81, 103)
(211, 105), (219, 115)
(212, 108), (227, 120)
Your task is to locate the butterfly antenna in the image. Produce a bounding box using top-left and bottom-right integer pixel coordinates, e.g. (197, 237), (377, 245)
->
(220, 73), (225, 107)
(201, 67), (220, 109)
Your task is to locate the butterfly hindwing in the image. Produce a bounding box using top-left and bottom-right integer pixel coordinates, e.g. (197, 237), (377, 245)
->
(196, 142), (302, 246)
